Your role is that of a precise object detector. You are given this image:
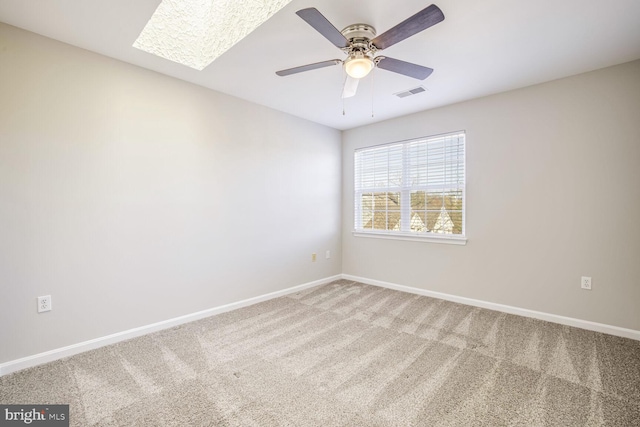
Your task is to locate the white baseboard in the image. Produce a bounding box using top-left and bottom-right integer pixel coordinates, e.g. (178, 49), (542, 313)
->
(342, 274), (640, 341)
(3, 273), (637, 376)
(0, 275), (341, 377)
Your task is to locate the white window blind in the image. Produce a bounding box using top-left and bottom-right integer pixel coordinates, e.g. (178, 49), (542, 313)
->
(354, 131), (465, 240)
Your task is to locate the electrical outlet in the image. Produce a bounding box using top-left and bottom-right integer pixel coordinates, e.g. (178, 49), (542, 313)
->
(38, 295), (52, 313)
(581, 276), (592, 290)
(326, 250), (331, 259)
(311, 253), (317, 262)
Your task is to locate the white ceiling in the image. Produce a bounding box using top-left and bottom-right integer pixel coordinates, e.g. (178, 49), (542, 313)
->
(1, 0), (639, 130)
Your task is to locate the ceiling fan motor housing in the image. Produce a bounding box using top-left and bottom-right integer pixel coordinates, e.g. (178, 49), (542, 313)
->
(341, 24), (376, 41)
(341, 24), (377, 54)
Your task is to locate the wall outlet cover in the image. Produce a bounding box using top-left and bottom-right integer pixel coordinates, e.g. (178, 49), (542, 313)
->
(38, 295), (52, 312)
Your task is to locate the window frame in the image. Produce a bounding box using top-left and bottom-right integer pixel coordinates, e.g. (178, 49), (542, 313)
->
(353, 131), (467, 245)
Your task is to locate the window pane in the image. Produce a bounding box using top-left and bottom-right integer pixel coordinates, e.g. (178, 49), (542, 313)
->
(361, 212), (373, 229)
(388, 211), (401, 231)
(444, 191), (463, 210)
(361, 193), (373, 229)
(373, 193), (387, 210)
(387, 192), (401, 211)
(372, 211), (387, 230)
(361, 193), (373, 210)
(411, 191), (426, 211)
(428, 209), (454, 234)
(410, 211), (427, 232)
(449, 211), (463, 235)
(425, 193), (442, 210)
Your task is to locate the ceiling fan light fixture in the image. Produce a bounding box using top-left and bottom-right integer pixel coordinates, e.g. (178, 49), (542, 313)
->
(344, 54), (374, 79)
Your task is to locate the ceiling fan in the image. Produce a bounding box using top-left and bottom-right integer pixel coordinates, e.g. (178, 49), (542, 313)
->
(276, 4), (445, 98)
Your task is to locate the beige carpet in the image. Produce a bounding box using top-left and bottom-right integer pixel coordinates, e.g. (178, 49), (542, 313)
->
(1, 280), (640, 426)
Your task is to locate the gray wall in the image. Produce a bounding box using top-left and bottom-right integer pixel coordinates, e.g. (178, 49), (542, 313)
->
(0, 24), (342, 363)
(342, 60), (640, 331)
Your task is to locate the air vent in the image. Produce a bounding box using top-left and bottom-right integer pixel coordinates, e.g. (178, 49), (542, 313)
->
(394, 86), (426, 98)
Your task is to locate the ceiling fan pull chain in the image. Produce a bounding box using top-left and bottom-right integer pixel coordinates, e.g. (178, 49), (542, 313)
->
(371, 67), (375, 118)
(339, 65), (345, 116)
(342, 77), (346, 116)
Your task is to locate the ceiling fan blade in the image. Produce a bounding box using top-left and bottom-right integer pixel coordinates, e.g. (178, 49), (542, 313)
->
(296, 8), (350, 49)
(276, 59), (341, 76)
(376, 57), (433, 80)
(342, 76), (359, 98)
(371, 4), (444, 50)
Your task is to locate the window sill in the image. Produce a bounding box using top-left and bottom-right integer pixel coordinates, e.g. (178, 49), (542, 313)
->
(352, 230), (467, 245)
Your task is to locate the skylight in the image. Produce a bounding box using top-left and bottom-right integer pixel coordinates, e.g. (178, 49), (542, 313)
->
(133, 0), (293, 70)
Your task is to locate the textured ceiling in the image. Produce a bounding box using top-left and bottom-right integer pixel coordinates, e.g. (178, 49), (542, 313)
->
(1, 0), (639, 130)
(134, 0), (293, 70)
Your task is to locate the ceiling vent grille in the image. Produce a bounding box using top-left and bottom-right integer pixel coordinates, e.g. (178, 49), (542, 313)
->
(394, 86), (426, 98)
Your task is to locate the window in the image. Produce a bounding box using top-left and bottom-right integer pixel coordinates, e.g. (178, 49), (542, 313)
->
(354, 131), (466, 244)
